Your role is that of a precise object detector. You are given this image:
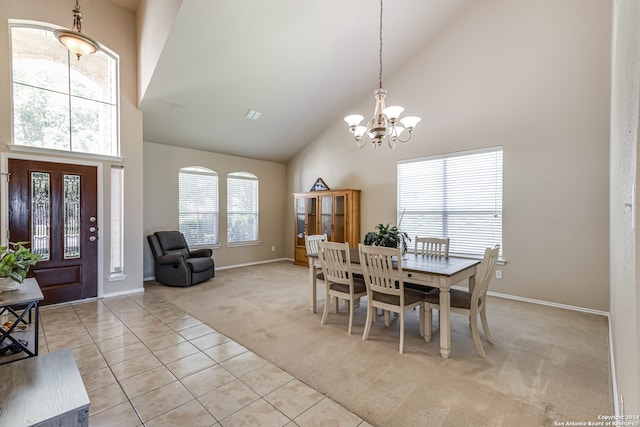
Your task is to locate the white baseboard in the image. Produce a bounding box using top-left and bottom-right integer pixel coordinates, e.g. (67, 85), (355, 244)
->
(608, 317), (620, 416)
(486, 290), (609, 317)
(216, 257), (289, 270)
(101, 287), (145, 298)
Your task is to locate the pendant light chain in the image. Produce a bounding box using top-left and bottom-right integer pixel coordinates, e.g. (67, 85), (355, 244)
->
(73, 0), (83, 33)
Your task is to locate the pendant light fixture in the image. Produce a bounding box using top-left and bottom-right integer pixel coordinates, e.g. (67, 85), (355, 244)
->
(344, 0), (421, 149)
(54, 0), (100, 60)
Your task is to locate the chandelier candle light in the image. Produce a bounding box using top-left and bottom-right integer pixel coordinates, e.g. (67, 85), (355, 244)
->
(54, 0), (100, 60)
(344, 0), (421, 149)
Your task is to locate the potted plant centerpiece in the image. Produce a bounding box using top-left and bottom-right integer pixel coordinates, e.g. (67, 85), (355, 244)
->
(0, 241), (41, 291)
(363, 223), (410, 254)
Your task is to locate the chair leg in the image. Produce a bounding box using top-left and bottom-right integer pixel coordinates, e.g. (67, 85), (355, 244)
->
(425, 306), (432, 342)
(399, 310), (405, 354)
(335, 296), (339, 313)
(347, 300), (354, 335)
(383, 310), (391, 327)
(362, 302), (373, 341)
(321, 292), (331, 326)
(480, 309), (494, 343)
(470, 312), (486, 358)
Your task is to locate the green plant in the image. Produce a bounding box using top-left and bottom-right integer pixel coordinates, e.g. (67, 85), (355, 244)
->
(0, 241), (41, 284)
(363, 223), (410, 253)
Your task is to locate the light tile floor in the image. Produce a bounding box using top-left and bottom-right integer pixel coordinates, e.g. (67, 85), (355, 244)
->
(29, 292), (373, 427)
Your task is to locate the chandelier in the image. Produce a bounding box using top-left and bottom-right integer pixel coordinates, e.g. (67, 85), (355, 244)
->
(344, 0), (421, 149)
(54, 0), (100, 60)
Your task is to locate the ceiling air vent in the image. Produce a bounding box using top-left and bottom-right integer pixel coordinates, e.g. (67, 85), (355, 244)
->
(243, 109), (262, 120)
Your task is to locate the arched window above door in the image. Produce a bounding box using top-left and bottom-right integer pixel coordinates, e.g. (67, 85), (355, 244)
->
(10, 22), (119, 157)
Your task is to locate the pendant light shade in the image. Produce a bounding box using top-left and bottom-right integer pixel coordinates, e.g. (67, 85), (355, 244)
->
(54, 0), (99, 60)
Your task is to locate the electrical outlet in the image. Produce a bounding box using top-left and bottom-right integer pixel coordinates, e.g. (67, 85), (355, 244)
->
(496, 270), (502, 279)
(271, 246), (276, 252)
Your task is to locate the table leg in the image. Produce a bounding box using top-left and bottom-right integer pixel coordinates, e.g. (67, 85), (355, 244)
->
(0, 301), (37, 358)
(439, 286), (451, 359)
(309, 261), (317, 313)
(468, 275), (476, 294)
(34, 303), (39, 356)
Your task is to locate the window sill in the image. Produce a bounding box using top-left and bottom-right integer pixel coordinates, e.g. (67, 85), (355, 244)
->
(226, 241), (261, 248)
(108, 273), (127, 282)
(9, 144), (123, 163)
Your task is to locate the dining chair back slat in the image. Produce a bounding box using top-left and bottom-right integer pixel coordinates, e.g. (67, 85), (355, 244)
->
(305, 234), (327, 255)
(414, 237), (450, 257)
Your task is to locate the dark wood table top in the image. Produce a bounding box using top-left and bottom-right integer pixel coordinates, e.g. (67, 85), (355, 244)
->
(310, 248), (480, 277)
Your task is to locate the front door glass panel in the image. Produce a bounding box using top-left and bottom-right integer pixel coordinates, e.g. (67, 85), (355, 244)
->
(64, 174), (81, 259)
(31, 172), (51, 261)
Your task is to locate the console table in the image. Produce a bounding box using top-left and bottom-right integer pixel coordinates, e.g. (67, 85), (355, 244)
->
(0, 278), (43, 364)
(0, 348), (90, 426)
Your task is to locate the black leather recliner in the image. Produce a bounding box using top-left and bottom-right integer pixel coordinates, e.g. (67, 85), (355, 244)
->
(147, 231), (215, 287)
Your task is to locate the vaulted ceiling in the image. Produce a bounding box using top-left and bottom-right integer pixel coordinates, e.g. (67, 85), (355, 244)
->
(137, 1), (473, 162)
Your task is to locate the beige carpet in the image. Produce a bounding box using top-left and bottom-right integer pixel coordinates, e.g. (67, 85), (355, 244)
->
(145, 261), (612, 427)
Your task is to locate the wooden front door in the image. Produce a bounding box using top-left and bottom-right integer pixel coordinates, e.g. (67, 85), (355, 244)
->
(8, 159), (98, 305)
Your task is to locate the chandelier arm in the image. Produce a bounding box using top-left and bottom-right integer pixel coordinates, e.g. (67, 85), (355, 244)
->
(354, 133), (370, 148)
(386, 133), (396, 149)
(395, 131), (413, 143)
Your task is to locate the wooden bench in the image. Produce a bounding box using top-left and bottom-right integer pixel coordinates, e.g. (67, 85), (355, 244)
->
(0, 349), (90, 426)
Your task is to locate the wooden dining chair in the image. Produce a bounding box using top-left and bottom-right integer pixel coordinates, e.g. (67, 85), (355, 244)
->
(358, 244), (426, 354)
(406, 237), (450, 294)
(317, 241), (367, 335)
(305, 233), (327, 280)
(305, 234), (329, 312)
(423, 244), (500, 358)
(305, 234), (327, 256)
(414, 237), (450, 257)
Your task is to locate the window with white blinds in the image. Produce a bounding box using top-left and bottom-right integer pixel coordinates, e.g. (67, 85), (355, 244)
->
(397, 146), (503, 259)
(227, 172), (259, 243)
(179, 167), (218, 246)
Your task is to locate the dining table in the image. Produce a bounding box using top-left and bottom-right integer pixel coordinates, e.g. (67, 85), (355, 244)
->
(307, 247), (480, 358)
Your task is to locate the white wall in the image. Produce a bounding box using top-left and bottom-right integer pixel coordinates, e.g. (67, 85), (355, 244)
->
(286, 0), (611, 312)
(0, 0), (144, 296)
(610, 0), (640, 415)
(143, 142), (287, 278)
(137, 0), (182, 103)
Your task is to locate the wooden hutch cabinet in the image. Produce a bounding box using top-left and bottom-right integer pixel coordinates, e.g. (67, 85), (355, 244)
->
(293, 188), (361, 266)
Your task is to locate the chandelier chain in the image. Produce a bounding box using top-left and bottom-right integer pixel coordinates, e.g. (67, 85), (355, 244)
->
(378, 0), (383, 89)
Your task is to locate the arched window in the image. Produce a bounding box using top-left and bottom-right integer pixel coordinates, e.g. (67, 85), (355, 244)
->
(227, 172), (259, 243)
(10, 22), (119, 157)
(179, 167), (218, 246)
